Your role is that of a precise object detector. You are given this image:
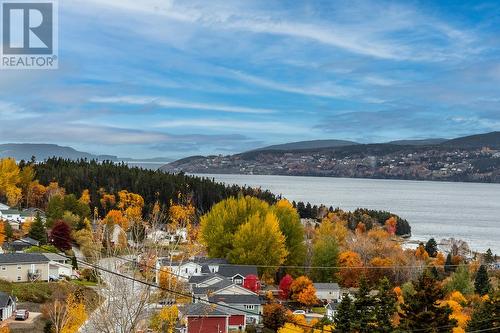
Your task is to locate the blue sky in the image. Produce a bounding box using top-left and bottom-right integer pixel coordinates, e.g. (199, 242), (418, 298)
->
(1, 0), (500, 159)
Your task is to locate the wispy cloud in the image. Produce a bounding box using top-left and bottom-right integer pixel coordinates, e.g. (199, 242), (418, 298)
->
(90, 96), (276, 114)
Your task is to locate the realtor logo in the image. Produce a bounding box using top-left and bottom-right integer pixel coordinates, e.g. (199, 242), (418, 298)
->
(1, 0), (58, 69)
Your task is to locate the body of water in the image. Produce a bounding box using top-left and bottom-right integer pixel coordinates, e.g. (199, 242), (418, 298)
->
(197, 174), (500, 254)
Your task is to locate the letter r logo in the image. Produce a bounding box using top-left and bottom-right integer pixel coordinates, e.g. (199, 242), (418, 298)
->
(2, 2), (53, 54)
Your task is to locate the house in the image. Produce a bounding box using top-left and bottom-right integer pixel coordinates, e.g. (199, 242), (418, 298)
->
(325, 301), (339, 321)
(0, 209), (33, 230)
(44, 253), (73, 278)
(4, 237), (40, 252)
(218, 265), (258, 286)
(0, 291), (16, 321)
(185, 303), (246, 333)
(314, 283), (341, 302)
(0, 253), (50, 282)
(208, 294), (263, 324)
(157, 257), (228, 281)
(146, 228), (188, 246)
(190, 274), (263, 324)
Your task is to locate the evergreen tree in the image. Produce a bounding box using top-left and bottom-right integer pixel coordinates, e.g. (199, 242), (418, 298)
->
(444, 253), (454, 273)
(484, 248), (494, 264)
(425, 238), (438, 257)
(399, 273), (457, 332)
(352, 277), (375, 332)
(474, 265), (491, 296)
(372, 278), (396, 333)
(3, 221), (13, 240)
(71, 255), (78, 270)
(28, 212), (47, 244)
(334, 295), (354, 333)
(466, 292), (499, 331)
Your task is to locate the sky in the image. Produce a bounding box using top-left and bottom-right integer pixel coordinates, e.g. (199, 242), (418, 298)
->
(1, 0), (500, 159)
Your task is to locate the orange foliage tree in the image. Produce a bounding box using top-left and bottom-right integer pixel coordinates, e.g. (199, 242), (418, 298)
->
(337, 250), (364, 287)
(290, 276), (318, 307)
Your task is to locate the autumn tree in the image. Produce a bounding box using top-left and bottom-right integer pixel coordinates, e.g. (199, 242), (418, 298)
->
(0, 222), (5, 246)
(243, 274), (261, 293)
(28, 212), (47, 244)
(50, 221), (72, 251)
(0, 158), (21, 206)
(311, 219), (340, 282)
(279, 274), (294, 300)
(229, 212), (288, 274)
(103, 210), (129, 230)
(272, 199), (306, 266)
(398, 273), (456, 332)
(263, 303), (287, 331)
(474, 265), (491, 296)
(415, 243), (430, 261)
(150, 305), (178, 333)
(43, 292), (87, 333)
(337, 251), (363, 287)
(290, 276), (318, 308)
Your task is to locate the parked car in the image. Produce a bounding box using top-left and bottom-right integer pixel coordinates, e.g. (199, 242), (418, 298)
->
(49, 274), (60, 282)
(15, 309), (29, 321)
(292, 310), (306, 315)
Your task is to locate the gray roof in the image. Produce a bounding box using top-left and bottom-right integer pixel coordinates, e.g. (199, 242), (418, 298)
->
(314, 283), (340, 290)
(184, 303), (228, 316)
(209, 294), (263, 305)
(43, 253), (69, 262)
(192, 279), (233, 295)
(218, 265), (257, 278)
(326, 301), (339, 310)
(188, 273), (223, 284)
(13, 237), (40, 246)
(162, 257), (227, 267)
(0, 253), (50, 264)
(0, 291), (14, 308)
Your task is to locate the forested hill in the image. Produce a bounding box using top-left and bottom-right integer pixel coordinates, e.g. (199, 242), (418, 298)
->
(162, 131), (500, 183)
(34, 158), (277, 215)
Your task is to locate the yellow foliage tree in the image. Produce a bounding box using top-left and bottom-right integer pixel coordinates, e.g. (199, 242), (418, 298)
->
(79, 189), (91, 205)
(290, 276), (318, 307)
(61, 294), (87, 333)
(103, 209), (129, 230)
(0, 222), (5, 246)
(117, 190), (144, 221)
(0, 158), (21, 206)
(415, 243), (430, 261)
(278, 323), (304, 333)
(150, 305), (178, 333)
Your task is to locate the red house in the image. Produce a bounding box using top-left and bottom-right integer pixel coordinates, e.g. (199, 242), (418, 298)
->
(185, 303), (246, 333)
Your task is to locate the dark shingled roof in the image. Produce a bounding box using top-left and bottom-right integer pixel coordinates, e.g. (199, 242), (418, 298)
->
(208, 294), (263, 305)
(188, 273), (224, 284)
(0, 253), (50, 264)
(218, 265), (257, 278)
(184, 303), (228, 316)
(0, 291), (14, 308)
(192, 279), (233, 295)
(314, 283), (340, 290)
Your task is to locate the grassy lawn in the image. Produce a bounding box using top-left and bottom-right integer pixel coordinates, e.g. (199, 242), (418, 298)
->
(71, 279), (98, 287)
(0, 280), (53, 303)
(311, 307), (326, 315)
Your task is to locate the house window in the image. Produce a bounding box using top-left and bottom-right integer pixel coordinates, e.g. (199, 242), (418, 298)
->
(1, 266), (5, 271)
(17, 265), (21, 270)
(244, 305), (255, 310)
(17, 276), (21, 281)
(234, 277), (243, 285)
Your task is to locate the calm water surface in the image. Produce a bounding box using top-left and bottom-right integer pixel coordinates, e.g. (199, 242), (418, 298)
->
(197, 174), (500, 253)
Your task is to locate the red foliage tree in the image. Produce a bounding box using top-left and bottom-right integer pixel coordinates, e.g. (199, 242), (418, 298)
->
(50, 220), (72, 251)
(243, 274), (261, 293)
(279, 274), (293, 299)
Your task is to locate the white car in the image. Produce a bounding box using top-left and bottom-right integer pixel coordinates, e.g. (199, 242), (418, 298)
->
(292, 310), (306, 315)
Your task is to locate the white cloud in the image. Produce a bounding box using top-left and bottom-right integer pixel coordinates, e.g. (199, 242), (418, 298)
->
(154, 118), (311, 133)
(90, 96), (275, 114)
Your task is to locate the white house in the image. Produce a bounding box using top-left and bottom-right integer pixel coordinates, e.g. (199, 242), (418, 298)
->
(314, 283), (341, 302)
(325, 301), (339, 321)
(0, 291), (16, 321)
(44, 253), (73, 278)
(146, 227), (188, 246)
(156, 257), (228, 281)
